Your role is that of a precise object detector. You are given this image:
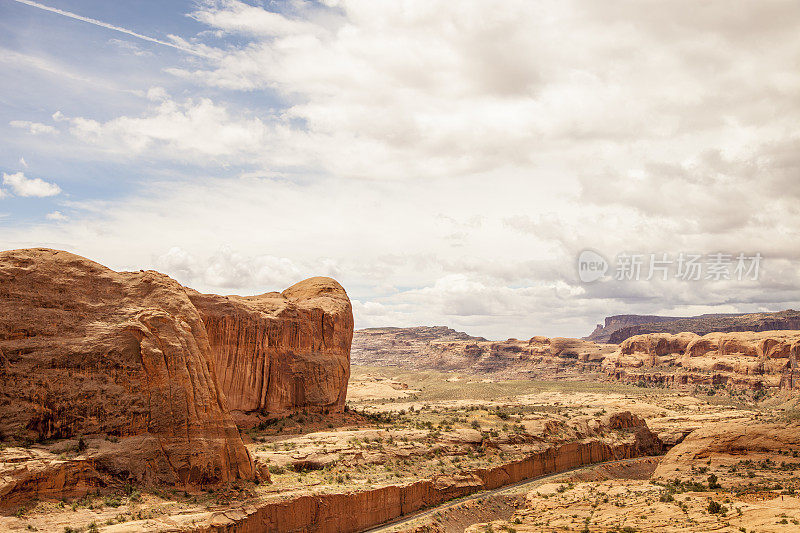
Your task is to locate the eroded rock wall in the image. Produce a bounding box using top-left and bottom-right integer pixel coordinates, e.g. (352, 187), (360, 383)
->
(188, 277), (353, 417)
(194, 435), (662, 533)
(0, 249), (354, 506)
(0, 249), (255, 491)
(605, 330), (800, 391)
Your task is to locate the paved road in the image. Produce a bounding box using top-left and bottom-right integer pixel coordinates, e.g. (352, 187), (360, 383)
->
(360, 457), (655, 533)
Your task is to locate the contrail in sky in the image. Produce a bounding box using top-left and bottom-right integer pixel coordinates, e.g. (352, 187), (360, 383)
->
(9, 0), (210, 57)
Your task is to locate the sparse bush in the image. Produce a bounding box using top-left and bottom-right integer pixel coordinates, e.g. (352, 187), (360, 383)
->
(707, 500), (725, 514)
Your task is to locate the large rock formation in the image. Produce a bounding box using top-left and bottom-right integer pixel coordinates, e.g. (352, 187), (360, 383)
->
(188, 277), (353, 418)
(586, 310), (800, 344)
(604, 330), (800, 391)
(0, 249), (255, 490)
(0, 248), (353, 505)
(352, 327), (614, 378)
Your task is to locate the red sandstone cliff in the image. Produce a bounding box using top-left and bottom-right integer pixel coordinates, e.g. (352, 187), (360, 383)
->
(604, 330), (800, 391)
(0, 248), (255, 490)
(188, 278), (353, 418)
(192, 421), (661, 533)
(0, 249), (354, 507)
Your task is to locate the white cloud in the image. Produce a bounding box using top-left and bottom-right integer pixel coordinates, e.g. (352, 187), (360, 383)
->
(3, 0), (800, 337)
(9, 120), (57, 135)
(64, 96), (271, 161)
(2, 172), (61, 197)
(46, 211), (68, 221)
(155, 246), (307, 292)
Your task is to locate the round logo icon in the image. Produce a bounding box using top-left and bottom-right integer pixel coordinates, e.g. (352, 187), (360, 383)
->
(577, 250), (608, 283)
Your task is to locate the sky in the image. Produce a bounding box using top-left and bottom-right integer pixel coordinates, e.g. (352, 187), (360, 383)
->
(1, 0), (799, 340)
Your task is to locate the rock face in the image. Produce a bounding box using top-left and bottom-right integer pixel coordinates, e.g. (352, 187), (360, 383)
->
(188, 277), (353, 418)
(0, 249), (255, 491)
(0, 248), (354, 505)
(352, 327), (614, 378)
(604, 330), (800, 391)
(586, 310), (800, 344)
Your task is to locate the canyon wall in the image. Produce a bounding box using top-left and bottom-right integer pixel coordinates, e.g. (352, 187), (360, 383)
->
(604, 330), (800, 391)
(585, 314), (687, 343)
(189, 277), (353, 418)
(653, 421), (800, 480)
(592, 310), (800, 344)
(193, 433), (662, 533)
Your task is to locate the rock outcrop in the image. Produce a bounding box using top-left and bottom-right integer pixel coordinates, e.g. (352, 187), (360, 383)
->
(0, 248), (353, 506)
(653, 421), (800, 480)
(352, 327), (614, 378)
(188, 278), (353, 418)
(604, 330), (800, 391)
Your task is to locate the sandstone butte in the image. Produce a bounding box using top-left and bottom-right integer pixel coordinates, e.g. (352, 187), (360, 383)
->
(603, 330), (800, 390)
(0, 248), (353, 502)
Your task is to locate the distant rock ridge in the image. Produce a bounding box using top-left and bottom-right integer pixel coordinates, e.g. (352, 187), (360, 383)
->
(585, 314), (689, 343)
(586, 310), (800, 343)
(352, 326), (614, 377)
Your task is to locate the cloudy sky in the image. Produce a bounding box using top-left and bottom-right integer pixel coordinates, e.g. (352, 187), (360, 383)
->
(1, 0), (799, 339)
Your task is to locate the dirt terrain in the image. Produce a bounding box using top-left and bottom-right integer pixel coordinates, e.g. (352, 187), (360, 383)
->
(0, 365), (741, 533)
(1, 360), (795, 532)
(468, 420), (800, 533)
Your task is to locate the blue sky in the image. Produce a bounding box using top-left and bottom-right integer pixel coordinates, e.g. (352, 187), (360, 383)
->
(1, 0), (799, 339)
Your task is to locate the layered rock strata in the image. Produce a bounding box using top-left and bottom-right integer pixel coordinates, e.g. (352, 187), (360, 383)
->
(196, 432), (662, 533)
(604, 330), (800, 391)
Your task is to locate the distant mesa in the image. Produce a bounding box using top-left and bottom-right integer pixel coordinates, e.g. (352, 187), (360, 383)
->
(585, 310), (800, 344)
